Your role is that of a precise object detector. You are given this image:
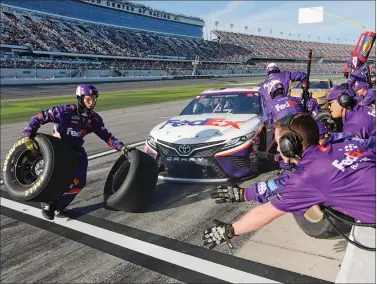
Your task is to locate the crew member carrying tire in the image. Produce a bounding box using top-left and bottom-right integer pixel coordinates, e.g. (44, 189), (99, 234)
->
(22, 84), (131, 220)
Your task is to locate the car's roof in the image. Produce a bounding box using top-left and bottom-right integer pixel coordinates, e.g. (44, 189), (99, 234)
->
(200, 86), (260, 95)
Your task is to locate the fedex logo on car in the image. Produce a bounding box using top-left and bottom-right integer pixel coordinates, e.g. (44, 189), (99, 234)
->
(159, 118), (245, 129)
(275, 100), (297, 112)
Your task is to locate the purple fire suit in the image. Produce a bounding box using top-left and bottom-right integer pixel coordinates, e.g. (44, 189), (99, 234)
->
(259, 71), (307, 109)
(343, 105), (376, 139)
(246, 137), (376, 223)
(355, 88), (376, 107)
(347, 61), (371, 88)
(23, 104), (124, 209)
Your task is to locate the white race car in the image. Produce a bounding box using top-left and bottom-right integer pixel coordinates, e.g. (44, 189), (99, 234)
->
(144, 87), (274, 183)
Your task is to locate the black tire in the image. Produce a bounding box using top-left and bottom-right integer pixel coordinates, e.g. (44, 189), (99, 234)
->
(103, 149), (159, 212)
(3, 134), (76, 202)
(293, 214), (352, 239)
(315, 110), (343, 133)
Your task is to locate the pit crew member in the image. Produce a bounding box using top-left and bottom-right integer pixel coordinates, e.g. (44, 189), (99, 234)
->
(327, 84), (376, 139)
(203, 113), (375, 249)
(23, 84), (131, 220)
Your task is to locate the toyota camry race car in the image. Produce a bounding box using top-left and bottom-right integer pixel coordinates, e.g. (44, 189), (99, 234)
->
(290, 78), (334, 109)
(144, 87), (273, 183)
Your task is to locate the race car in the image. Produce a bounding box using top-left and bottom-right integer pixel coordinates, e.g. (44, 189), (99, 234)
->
(144, 87), (273, 183)
(290, 78), (334, 109)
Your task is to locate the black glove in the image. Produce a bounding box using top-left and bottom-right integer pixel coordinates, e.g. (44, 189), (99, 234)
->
(210, 184), (245, 204)
(202, 219), (236, 250)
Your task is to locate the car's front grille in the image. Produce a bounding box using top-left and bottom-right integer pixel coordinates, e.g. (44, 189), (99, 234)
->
(224, 156), (251, 169)
(157, 155), (228, 179)
(156, 139), (226, 157)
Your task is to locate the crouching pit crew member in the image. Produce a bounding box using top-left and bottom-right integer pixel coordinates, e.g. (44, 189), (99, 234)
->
(203, 113), (375, 249)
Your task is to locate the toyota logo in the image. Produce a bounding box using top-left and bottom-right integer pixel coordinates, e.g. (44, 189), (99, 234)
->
(178, 144), (191, 154)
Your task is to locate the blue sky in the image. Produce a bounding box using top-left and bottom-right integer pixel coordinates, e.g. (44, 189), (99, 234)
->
(137, 1), (375, 45)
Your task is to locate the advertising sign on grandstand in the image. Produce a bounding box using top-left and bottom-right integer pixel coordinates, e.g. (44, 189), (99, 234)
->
(78, 0), (204, 26)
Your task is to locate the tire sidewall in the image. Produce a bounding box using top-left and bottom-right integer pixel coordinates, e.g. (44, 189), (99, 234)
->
(3, 135), (54, 201)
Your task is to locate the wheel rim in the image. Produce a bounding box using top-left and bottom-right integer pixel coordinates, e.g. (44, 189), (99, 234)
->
(13, 149), (45, 186)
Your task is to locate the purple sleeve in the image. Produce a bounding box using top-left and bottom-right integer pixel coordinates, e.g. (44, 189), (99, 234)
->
(287, 71), (307, 82)
(23, 106), (63, 137)
(92, 115), (124, 151)
(270, 174), (326, 215)
(343, 118), (369, 140)
(360, 89), (376, 107)
(244, 171), (292, 203)
(307, 98), (321, 116)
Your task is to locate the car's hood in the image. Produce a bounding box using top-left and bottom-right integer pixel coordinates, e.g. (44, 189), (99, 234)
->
(150, 114), (261, 144)
(291, 89), (329, 98)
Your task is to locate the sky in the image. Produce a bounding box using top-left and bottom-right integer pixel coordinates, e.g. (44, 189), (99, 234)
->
(137, 1), (376, 45)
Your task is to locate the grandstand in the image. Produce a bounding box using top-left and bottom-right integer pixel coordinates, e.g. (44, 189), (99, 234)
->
(1, 1), (373, 79)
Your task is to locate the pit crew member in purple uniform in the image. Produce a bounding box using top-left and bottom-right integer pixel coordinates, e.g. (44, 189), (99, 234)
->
(23, 84), (131, 220)
(327, 84), (376, 139)
(259, 63), (307, 109)
(203, 113), (375, 249)
(353, 81), (376, 108)
(347, 57), (372, 88)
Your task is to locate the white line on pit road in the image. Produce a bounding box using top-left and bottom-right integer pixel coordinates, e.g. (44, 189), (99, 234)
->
(1, 197), (278, 284)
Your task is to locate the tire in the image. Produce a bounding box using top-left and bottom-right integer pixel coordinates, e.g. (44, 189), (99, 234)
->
(3, 134), (76, 202)
(103, 149), (159, 212)
(293, 214), (352, 239)
(315, 110), (343, 133)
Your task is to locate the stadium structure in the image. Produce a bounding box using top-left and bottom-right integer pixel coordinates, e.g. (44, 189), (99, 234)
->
(1, 0), (375, 80)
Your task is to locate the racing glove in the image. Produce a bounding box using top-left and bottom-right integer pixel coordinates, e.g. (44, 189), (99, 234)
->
(121, 145), (136, 155)
(210, 184), (245, 203)
(202, 219), (236, 250)
(24, 137), (38, 151)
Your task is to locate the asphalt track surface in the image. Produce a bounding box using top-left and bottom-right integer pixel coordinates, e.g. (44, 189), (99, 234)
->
(0, 76), (264, 99)
(1, 77), (344, 283)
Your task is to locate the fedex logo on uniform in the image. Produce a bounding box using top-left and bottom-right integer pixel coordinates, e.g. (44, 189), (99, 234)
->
(275, 100), (297, 112)
(159, 118), (244, 129)
(67, 128), (87, 137)
(332, 146), (367, 171)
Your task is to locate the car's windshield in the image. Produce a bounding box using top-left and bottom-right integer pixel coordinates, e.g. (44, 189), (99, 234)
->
(180, 92), (261, 115)
(295, 81), (329, 89)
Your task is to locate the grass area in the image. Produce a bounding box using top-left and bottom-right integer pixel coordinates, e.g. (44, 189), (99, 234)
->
(1, 82), (259, 125)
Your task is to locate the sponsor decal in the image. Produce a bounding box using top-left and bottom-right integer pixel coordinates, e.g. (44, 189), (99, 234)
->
(267, 179), (278, 191)
(367, 109), (376, 117)
(71, 120), (79, 124)
(275, 100), (297, 112)
(332, 144), (368, 171)
(257, 182), (267, 195)
(362, 37), (373, 57)
(67, 128), (87, 137)
(159, 118), (244, 129)
(72, 115), (80, 120)
(166, 156), (208, 165)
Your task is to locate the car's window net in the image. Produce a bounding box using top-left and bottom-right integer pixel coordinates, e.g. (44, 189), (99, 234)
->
(180, 92), (261, 115)
(295, 81), (329, 89)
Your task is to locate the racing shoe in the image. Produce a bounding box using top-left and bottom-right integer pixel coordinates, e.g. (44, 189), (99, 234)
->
(55, 209), (68, 218)
(41, 202), (57, 220)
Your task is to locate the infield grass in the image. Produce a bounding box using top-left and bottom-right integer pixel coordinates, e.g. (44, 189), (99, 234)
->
(1, 83), (259, 125)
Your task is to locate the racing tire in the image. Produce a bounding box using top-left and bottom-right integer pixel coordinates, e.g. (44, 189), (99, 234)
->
(293, 214), (352, 239)
(2, 134), (76, 202)
(103, 149), (159, 212)
(315, 110), (343, 133)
